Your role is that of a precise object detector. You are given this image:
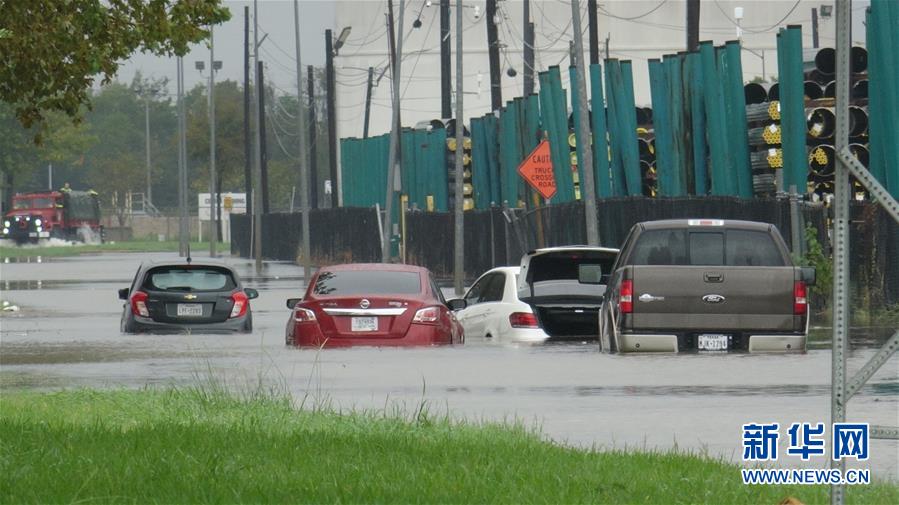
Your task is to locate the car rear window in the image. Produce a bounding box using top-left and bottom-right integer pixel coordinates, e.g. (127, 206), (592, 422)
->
(144, 266), (237, 291)
(313, 270), (421, 295)
(629, 229), (785, 266)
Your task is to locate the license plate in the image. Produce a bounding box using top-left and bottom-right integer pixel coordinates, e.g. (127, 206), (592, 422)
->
(698, 334), (729, 351)
(177, 303), (204, 317)
(351, 316), (377, 332)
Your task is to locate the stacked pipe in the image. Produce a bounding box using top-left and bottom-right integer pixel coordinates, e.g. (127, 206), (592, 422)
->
(801, 45), (870, 200)
(445, 123), (474, 211)
(744, 82), (781, 197)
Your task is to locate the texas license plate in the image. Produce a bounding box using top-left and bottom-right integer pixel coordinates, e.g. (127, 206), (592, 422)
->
(698, 334), (729, 351)
(177, 303), (203, 317)
(351, 316), (377, 332)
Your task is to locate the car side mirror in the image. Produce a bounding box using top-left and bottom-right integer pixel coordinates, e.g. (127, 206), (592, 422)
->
(286, 298), (302, 309)
(118, 288), (130, 300)
(447, 298), (467, 311)
(801, 267), (816, 286)
(244, 288), (259, 300)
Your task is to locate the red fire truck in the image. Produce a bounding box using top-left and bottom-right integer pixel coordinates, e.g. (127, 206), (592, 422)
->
(2, 190), (104, 244)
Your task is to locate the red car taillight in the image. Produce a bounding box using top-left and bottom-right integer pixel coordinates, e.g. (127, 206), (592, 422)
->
(509, 312), (539, 328)
(619, 279), (633, 314)
(230, 291), (249, 318)
(412, 306), (441, 325)
(293, 307), (317, 323)
(130, 291), (149, 317)
(794, 281), (807, 315)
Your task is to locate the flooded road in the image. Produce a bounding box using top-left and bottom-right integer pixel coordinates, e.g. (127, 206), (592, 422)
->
(1, 251), (897, 478)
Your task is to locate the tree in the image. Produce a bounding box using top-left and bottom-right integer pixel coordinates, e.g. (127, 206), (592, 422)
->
(0, 0), (229, 136)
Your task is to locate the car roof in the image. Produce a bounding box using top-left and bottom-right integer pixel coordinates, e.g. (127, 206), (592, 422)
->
(317, 262), (430, 274)
(139, 259), (238, 271)
(638, 219), (773, 231)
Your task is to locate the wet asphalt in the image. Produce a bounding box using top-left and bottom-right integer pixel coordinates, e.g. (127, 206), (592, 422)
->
(1, 250), (896, 478)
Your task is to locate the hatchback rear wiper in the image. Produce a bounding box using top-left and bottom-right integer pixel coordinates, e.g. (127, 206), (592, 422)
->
(165, 286), (194, 291)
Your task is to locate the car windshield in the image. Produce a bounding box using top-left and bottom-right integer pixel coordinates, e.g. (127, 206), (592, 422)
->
(144, 266), (236, 291)
(14, 198), (54, 209)
(313, 270), (421, 296)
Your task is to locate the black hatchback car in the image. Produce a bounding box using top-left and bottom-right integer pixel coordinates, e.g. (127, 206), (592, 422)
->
(119, 260), (258, 333)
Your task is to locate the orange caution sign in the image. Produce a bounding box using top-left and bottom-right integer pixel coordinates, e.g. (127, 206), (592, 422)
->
(517, 139), (556, 199)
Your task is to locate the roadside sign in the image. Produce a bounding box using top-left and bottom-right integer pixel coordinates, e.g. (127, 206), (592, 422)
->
(517, 139), (556, 199)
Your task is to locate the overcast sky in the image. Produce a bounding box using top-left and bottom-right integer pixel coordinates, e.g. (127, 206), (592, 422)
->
(115, 1), (337, 95)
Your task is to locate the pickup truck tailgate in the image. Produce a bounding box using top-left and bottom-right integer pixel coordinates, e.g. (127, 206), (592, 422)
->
(632, 266), (795, 331)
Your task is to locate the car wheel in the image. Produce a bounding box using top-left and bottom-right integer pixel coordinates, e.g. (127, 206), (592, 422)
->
(242, 312), (253, 333)
(285, 330), (296, 346)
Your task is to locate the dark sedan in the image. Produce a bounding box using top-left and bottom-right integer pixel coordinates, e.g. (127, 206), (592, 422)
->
(285, 263), (465, 348)
(119, 260), (257, 333)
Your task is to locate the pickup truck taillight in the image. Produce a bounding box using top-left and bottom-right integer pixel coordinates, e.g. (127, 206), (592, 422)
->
(130, 291), (149, 317)
(794, 281), (807, 315)
(619, 280), (633, 314)
(509, 312), (539, 328)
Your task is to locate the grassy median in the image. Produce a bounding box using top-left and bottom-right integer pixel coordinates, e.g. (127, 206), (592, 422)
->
(1, 389), (896, 504)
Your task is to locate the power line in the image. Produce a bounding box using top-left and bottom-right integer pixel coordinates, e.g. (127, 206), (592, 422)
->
(597, 0), (669, 21)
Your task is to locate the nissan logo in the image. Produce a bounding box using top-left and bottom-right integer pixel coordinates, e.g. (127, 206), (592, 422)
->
(702, 294), (726, 304)
(359, 299), (370, 309)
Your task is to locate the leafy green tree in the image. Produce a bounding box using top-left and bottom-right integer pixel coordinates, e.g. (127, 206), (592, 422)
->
(0, 0), (229, 134)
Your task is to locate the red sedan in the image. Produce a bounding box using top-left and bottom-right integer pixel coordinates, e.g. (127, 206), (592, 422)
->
(285, 263), (465, 348)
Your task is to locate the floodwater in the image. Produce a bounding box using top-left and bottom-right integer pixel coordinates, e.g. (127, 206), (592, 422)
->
(1, 251), (897, 479)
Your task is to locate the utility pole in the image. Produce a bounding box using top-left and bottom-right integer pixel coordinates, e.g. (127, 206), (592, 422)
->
(453, 0), (464, 294)
(259, 60), (270, 215)
(325, 29), (338, 208)
(208, 25), (218, 258)
(523, 0), (535, 96)
(144, 94), (153, 206)
(308, 65), (319, 208)
(812, 7), (820, 49)
(571, 0), (599, 246)
(383, 0), (405, 262)
(293, 0), (312, 284)
(177, 56), (189, 257)
(253, 0), (263, 273)
(363, 66), (374, 138)
(243, 6), (252, 216)
(687, 0), (700, 51)
(588, 0), (599, 64)
(440, 0), (451, 118)
(486, 0), (502, 111)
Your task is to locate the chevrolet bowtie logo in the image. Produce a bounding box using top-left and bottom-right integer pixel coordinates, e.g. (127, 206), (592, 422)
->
(184, 294), (198, 300)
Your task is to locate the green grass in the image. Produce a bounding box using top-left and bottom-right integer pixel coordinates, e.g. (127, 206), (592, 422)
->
(1, 389), (896, 504)
(0, 240), (230, 258)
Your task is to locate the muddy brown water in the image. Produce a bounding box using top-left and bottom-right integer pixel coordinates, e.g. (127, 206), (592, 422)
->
(1, 251), (896, 479)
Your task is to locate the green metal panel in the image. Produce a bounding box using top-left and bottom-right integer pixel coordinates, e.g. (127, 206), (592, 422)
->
(866, 6), (885, 189)
(498, 102), (520, 207)
(470, 117), (489, 209)
(724, 42), (752, 198)
(777, 26), (807, 194)
(604, 60), (626, 196)
(665, 54), (687, 196)
(426, 128), (449, 211)
(649, 59), (674, 195)
(869, 0), (899, 198)
(482, 114), (501, 206)
(699, 41), (729, 195)
(547, 66), (575, 202)
(569, 66), (586, 196)
(686, 51), (709, 195)
(617, 61), (642, 196)
(716, 46), (739, 196)
(589, 63), (612, 198)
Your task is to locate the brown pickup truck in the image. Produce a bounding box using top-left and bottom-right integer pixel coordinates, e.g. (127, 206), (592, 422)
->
(599, 219), (815, 353)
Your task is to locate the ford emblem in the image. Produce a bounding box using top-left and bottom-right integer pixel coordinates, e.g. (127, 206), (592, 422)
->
(359, 299), (370, 309)
(702, 294), (725, 304)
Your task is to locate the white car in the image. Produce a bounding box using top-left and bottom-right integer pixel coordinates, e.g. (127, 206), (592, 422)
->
(453, 266), (549, 343)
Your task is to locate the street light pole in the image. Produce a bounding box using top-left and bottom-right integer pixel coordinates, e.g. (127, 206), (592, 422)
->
(144, 96), (152, 206)
(208, 25), (218, 258)
(293, 0), (312, 285)
(453, 0), (464, 295)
